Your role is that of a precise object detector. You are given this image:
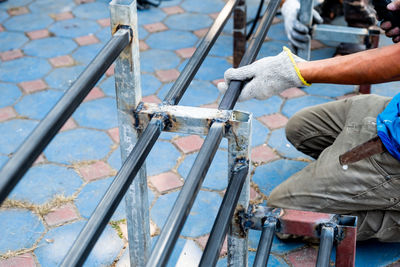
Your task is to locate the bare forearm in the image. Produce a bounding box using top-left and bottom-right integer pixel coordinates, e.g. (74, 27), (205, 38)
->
(297, 44), (400, 85)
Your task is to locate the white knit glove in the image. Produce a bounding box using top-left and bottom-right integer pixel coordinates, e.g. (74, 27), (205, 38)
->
(281, 0), (323, 49)
(217, 47), (309, 101)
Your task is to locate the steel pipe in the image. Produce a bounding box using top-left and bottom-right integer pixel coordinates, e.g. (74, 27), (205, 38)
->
(199, 164), (249, 267)
(147, 1), (280, 266)
(164, 0), (239, 105)
(0, 29), (130, 205)
(252, 218), (277, 267)
(316, 226), (335, 267)
(60, 118), (164, 267)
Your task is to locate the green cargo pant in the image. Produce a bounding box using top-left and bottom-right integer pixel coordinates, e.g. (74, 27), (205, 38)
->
(268, 94), (400, 242)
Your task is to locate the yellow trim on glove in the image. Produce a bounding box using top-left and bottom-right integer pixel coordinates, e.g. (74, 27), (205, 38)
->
(283, 46), (311, 86)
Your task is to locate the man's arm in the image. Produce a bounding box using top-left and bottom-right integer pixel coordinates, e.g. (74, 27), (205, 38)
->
(298, 43), (400, 84)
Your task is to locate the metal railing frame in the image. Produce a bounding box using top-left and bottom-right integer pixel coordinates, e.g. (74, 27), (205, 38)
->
(0, 0), (358, 266)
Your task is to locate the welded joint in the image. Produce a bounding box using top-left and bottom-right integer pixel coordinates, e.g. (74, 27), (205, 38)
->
(239, 205), (282, 232)
(113, 25), (134, 41)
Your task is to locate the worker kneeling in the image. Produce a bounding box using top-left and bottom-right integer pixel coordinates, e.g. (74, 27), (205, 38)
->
(218, 1), (400, 242)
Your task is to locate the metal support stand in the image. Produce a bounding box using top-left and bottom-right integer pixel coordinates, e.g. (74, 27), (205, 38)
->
(233, 0), (246, 67)
(298, 0), (313, 60)
(110, 1), (151, 266)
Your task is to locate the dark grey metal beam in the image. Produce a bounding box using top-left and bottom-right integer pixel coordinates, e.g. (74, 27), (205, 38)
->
(0, 29), (131, 205)
(252, 218), (277, 267)
(316, 226), (335, 267)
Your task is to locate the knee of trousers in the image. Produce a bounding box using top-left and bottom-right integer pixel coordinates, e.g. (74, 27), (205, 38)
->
(285, 112), (306, 149)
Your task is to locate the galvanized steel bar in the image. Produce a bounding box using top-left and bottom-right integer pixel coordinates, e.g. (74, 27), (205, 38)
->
(110, 1), (151, 266)
(233, 0), (246, 67)
(147, 1), (279, 266)
(316, 226), (335, 267)
(312, 24), (370, 44)
(0, 28), (130, 205)
(219, 0), (280, 110)
(164, 0), (239, 105)
(252, 218), (277, 267)
(60, 118), (164, 267)
(297, 0), (313, 59)
(199, 156), (249, 266)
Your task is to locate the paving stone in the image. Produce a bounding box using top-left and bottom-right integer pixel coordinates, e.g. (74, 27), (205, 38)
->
(0, 106), (17, 122)
(107, 127), (119, 143)
(210, 35), (233, 57)
(75, 176), (126, 221)
(162, 6), (184, 15)
(72, 2), (109, 20)
(97, 18), (110, 27)
(193, 28), (209, 38)
(181, 0), (225, 13)
(73, 98), (118, 129)
(45, 65), (85, 90)
(287, 246), (318, 267)
(146, 141), (180, 176)
(173, 135), (204, 154)
(234, 96), (283, 118)
(99, 76), (116, 97)
(49, 55), (75, 67)
(4, 13), (53, 32)
(143, 22), (168, 33)
(26, 29), (50, 40)
(108, 147), (121, 171)
(251, 119), (270, 147)
(165, 13), (212, 31)
(28, 0), (76, 14)
(0, 25), (4, 32)
(151, 190), (222, 237)
(146, 30), (198, 50)
(14, 90), (63, 120)
(257, 40), (288, 59)
(140, 49), (180, 72)
(137, 8), (167, 25)
(268, 128), (311, 159)
(24, 37), (77, 58)
(0, 209), (45, 254)
(0, 57), (51, 83)
(282, 96), (331, 118)
(71, 43), (103, 64)
(310, 47), (336, 60)
(0, 32), (28, 52)
(60, 118), (77, 132)
(0, 9), (9, 23)
(250, 186), (260, 201)
(78, 161), (114, 181)
(52, 11), (74, 21)
(0, 49), (24, 61)
(82, 87), (104, 102)
(258, 113), (288, 130)
(304, 83), (355, 98)
(355, 240), (400, 267)
(251, 145), (279, 165)
(0, 119), (37, 154)
(9, 164), (82, 204)
(7, 6), (29, 16)
(178, 150), (228, 190)
(19, 79), (47, 93)
(267, 23), (289, 42)
(139, 40), (149, 51)
(155, 69), (180, 83)
(106, 64), (114, 77)
(95, 26), (112, 43)
(49, 18), (100, 38)
(75, 34), (99, 46)
(35, 221), (124, 266)
(44, 128), (112, 164)
(0, 83), (21, 107)
(0, 253), (36, 267)
(196, 235), (227, 256)
(142, 94), (162, 103)
(252, 159), (308, 196)
(371, 81), (400, 98)
(0, 0), (32, 10)
(194, 56), (231, 81)
(44, 203), (79, 226)
(149, 171), (183, 193)
(176, 47), (196, 59)
(280, 87), (306, 98)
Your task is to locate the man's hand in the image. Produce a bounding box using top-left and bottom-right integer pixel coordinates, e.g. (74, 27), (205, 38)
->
(281, 0), (323, 50)
(380, 0), (400, 42)
(217, 48), (308, 101)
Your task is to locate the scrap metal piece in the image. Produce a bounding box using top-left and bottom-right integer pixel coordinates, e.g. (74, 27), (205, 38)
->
(339, 136), (385, 165)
